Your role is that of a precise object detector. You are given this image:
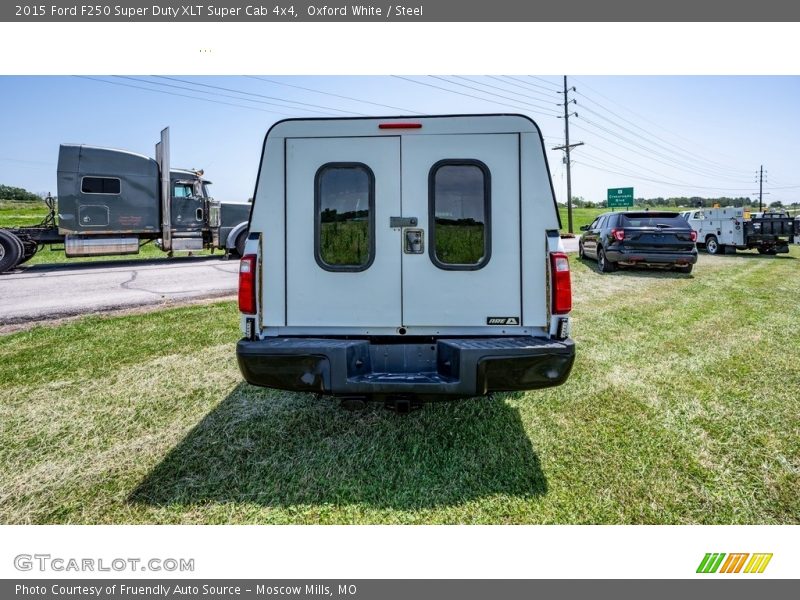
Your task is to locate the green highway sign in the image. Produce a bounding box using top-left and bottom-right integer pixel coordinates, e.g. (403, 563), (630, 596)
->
(608, 187), (634, 208)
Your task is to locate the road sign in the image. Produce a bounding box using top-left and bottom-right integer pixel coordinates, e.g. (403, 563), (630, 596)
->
(608, 187), (634, 208)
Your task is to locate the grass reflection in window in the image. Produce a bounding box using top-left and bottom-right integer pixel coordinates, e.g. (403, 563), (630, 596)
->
(431, 162), (490, 268)
(316, 164), (374, 270)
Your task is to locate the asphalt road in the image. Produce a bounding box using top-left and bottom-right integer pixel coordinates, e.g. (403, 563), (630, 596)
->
(0, 240), (580, 326)
(0, 257), (239, 325)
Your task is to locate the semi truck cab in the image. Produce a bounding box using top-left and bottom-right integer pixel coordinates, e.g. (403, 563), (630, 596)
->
(0, 128), (251, 272)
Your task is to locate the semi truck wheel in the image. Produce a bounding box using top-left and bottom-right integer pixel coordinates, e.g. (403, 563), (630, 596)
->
(16, 244), (39, 265)
(0, 230), (24, 273)
(13, 235), (39, 265)
(705, 235), (721, 255)
(234, 229), (248, 258)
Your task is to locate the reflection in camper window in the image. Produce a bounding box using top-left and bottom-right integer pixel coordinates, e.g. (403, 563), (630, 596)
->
(316, 164), (374, 270)
(81, 177), (121, 195)
(431, 162), (490, 268)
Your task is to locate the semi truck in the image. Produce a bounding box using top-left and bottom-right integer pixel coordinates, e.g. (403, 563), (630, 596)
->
(680, 207), (799, 255)
(235, 114), (575, 409)
(0, 128), (250, 273)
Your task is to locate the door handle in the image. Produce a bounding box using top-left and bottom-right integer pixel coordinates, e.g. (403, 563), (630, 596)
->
(404, 228), (424, 254)
(390, 216), (418, 228)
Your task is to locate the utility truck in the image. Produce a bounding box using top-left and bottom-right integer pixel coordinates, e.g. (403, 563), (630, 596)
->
(236, 114), (575, 409)
(0, 128), (250, 273)
(680, 207), (798, 255)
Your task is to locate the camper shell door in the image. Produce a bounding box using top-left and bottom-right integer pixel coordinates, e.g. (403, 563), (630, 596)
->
(274, 115), (551, 335)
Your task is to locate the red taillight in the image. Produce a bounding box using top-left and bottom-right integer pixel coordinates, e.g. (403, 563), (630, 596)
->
(378, 122), (422, 129)
(238, 254), (257, 314)
(550, 252), (572, 314)
(689, 230), (698, 242)
(611, 228), (625, 242)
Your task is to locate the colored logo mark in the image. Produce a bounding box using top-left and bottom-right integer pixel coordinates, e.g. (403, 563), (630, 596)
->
(696, 553), (773, 574)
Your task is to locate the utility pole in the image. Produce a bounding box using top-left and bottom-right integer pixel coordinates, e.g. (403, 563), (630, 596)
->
(758, 165), (763, 212)
(553, 76), (583, 234)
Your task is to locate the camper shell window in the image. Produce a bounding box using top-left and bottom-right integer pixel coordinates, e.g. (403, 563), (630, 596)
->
(314, 163), (375, 272)
(428, 159), (491, 270)
(81, 176), (121, 195)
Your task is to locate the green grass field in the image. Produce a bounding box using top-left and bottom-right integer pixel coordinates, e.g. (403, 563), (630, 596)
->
(0, 200), (214, 265)
(0, 200), (48, 229)
(2, 246), (798, 524)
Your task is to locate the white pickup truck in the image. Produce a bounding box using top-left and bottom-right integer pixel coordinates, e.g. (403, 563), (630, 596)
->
(235, 114), (575, 408)
(681, 207), (798, 255)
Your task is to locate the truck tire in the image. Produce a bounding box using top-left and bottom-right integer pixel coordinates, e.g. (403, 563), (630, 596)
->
(578, 241), (586, 259)
(705, 235), (721, 255)
(0, 230), (23, 273)
(15, 240), (39, 265)
(234, 228), (248, 258)
(598, 247), (616, 273)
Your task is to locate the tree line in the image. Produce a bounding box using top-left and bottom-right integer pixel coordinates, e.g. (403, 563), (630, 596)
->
(563, 196), (798, 209)
(0, 184), (43, 203)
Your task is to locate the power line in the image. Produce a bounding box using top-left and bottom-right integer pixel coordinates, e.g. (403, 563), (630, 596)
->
(245, 76), (424, 115)
(572, 116), (756, 183)
(154, 75), (364, 115)
(572, 76), (751, 171)
(428, 76), (560, 115)
(450, 76), (561, 112)
(580, 148), (698, 185)
(0, 156), (51, 166)
(115, 76), (340, 117)
(526, 76), (562, 90)
(574, 160), (760, 192)
(578, 150), (755, 193)
(570, 120), (705, 177)
(391, 76), (559, 117)
(484, 75), (561, 102)
(573, 102), (753, 182)
(75, 76), (302, 117)
(574, 93), (750, 178)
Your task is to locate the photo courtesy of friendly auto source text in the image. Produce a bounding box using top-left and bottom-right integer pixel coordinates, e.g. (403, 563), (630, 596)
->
(0, 0), (799, 593)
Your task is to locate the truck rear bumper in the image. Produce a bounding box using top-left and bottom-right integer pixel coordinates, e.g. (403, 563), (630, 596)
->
(237, 336), (575, 399)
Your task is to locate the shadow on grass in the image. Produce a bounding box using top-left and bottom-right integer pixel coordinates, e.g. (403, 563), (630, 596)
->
(576, 257), (695, 279)
(129, 384), (547, 510)
(701, 251), (796, 260)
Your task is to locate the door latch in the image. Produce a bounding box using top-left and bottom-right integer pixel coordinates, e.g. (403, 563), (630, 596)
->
(404, 228), (424, 254)
(390, 216), (418, 228)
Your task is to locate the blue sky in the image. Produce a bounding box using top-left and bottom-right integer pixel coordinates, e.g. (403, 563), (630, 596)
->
(0, 75), (798, 204)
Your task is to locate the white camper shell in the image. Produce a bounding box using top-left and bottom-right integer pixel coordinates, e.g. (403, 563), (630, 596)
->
(236, 115), (575, 401)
